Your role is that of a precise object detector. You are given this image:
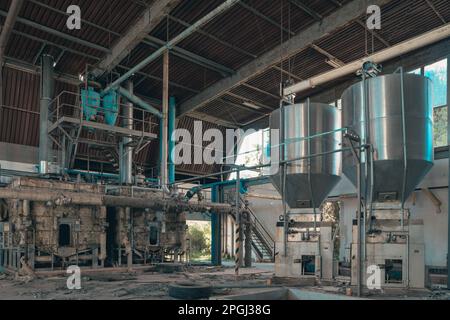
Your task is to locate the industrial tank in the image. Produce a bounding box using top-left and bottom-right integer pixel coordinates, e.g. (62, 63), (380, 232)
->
(270, 103), (342, 209)
(341, 73), (433, 202)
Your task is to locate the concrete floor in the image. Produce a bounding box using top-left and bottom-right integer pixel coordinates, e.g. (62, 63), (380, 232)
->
(0, 265), (448, 300)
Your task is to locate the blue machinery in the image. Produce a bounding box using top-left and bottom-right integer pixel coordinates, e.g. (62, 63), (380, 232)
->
(78, 84), (177, 186)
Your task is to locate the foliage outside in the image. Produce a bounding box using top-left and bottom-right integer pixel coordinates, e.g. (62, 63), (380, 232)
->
(187, 221), (211, 262)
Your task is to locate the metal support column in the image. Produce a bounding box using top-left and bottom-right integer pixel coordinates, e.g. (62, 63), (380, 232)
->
(160, 50), (169, 190)
(447, 56), (450, 290)
(168, 97), (176, 184)
(211, 185), (222, 266)
(244, 211), (252, 268)
(39, 54), (54, 174)
(235, 169), (243, 276)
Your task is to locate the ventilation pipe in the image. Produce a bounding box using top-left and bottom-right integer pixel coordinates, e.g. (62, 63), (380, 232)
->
(39, 54), (54, 174)
(101, 0), (240, 94)
(121, 80), (134, 185)
(283, 23), (450, 97)
(116, 86), (161, 118)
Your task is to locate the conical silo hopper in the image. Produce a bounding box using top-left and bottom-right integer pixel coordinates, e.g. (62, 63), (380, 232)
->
(341, 74), (434, 203)
(270, 103), (342, 209)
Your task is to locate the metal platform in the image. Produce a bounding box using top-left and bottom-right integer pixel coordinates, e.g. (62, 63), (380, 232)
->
(47, 91), (158, 169)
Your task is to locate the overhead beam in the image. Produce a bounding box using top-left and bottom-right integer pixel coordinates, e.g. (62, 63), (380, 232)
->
(102, 0), (240, 95)
(167, 15), (257, 59)
(0, 0), (25, 107)
(425, 0), (447, 24)
(146, 35), (235, 76)
(284, 23), (450, 96)
(238, 2), (295, 36)
(244, 37), (450, 131)
(0, 0), (24, 63)
(178, 0), (393, 117)
(0, 9), (110, 53)
(311, 44), (345, 68)
(92, 0), (181, 77)
(289, 0), (323, 21)
(355, 19), (390, 47)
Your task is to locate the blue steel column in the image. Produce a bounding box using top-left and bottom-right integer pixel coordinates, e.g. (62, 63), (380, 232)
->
(211, 184), (222, 266)
(168, 97), (176, 184)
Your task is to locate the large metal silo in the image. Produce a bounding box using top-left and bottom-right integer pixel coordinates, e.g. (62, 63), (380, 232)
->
(341, 73), (434, 203)
(270, 103), (342, 209)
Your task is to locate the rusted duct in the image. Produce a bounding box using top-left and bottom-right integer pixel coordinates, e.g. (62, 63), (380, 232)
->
(0, 188), (233, 213)
(0, 0), (25, 106)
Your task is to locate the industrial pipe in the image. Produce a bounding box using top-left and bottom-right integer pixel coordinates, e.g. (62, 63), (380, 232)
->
(283, 23), (450, 97)
(0, 188), (233, 213)
(121, 81), (134, 185)
(116, 86), (162, 118)
(39, 54), (54, 174)
(101, 0), (240, 94)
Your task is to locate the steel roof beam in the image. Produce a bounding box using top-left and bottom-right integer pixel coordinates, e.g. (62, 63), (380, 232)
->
(145, 35), (235, 76)
(178, 0), (394, 117)
(0, 9), (110, 54)
(238, 2), (295, 36)
(92, 0), (181, 77)
(102, 0), (240, 94)
(289, 0), (323, 21)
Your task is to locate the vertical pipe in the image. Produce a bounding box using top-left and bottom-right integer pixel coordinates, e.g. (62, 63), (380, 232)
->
(447, 56), (450, 290)
(357, 144), (363, 297)
(160, 50), (169, 191)
(168, 97), (176, 184)
(244, 211), (252, 268)
(399, 68), (408, 224)
(235, 169), (242, 276)
(39, 54), (54, 174)
(211, 185), (222, 266)
(122, 80), (134, 185)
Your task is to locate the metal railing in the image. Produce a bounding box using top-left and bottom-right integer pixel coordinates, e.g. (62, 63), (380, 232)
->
(48, 90), (159, 135)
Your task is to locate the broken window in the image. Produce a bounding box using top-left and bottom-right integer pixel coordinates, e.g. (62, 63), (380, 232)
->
(58, 224), (71, 247)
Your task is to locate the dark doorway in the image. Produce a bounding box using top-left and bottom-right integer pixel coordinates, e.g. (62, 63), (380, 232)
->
(58, 224), (71, 247)
(149, 224), (159, 246)
(385, 259), (403, 283)
(301, 255), (316, 276)
(106, 207), (117, 267)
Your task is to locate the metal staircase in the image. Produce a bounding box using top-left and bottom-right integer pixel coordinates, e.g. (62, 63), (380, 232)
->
(246, 204), (275, 262)
(227, 194), (275, 262)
